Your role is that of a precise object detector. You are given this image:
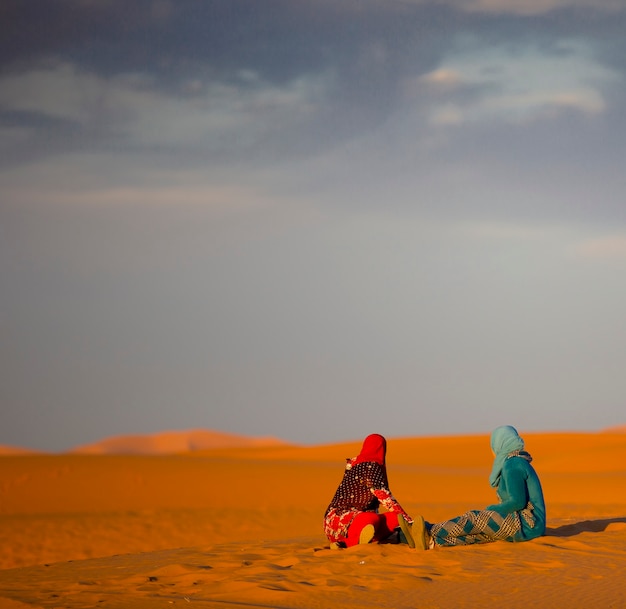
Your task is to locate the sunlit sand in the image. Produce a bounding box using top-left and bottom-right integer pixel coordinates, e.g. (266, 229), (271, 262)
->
(1, 429), (625, 608)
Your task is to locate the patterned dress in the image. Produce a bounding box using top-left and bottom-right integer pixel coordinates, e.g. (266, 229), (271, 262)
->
(428, 506), (524, 546)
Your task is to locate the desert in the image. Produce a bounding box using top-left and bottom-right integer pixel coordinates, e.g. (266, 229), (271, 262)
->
(1, 428), (625, 608)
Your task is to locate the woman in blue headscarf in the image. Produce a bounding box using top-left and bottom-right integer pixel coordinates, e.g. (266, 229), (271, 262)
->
(409, 425), (546, 549)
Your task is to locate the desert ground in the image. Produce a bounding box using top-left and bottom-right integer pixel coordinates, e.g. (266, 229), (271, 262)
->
(1, 429), (625, 608)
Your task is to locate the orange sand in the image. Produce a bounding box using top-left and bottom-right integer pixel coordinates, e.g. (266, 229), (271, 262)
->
(1, 430), (625, 608)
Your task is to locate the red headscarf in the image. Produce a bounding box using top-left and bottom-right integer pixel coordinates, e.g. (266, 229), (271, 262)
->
(346, 434), (389, 486)
(353, 433), (387, 466)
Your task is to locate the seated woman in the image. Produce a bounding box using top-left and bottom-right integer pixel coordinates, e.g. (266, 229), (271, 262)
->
(323, 433), (415, 548)
(410, 425), (546, 550)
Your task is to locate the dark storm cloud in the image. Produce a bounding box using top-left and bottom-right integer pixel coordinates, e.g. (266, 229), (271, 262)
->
(3, 1), (625, 95)
(2, 0), (625, 216)
(0, 1), (452, 166)
(63, 3), (626, 81)
(1, 1), (443, 81)
(2, 2), (623, 100)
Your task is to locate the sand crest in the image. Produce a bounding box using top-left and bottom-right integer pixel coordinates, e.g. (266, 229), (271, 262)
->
(68, 428), (290, 454)
(1, 430), (625, 608)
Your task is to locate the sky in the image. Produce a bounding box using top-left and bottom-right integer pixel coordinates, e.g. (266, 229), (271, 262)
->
(1, 0), (626, 452)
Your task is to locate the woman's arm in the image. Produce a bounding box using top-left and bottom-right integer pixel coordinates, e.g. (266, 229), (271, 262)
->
(371, 487), (414, 523)
(487, 459), (529, 515)
(362, 463), (414, 523)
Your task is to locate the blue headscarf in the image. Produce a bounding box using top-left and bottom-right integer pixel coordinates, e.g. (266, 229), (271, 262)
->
(489, 425), (525, 488)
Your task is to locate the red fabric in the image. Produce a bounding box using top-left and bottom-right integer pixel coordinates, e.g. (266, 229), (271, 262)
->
(353, 433), (387, 467)
(352, 433), (388, 488)
(341, 511), (399, 547)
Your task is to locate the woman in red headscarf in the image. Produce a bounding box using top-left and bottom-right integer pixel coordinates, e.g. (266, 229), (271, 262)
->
(323, 434), (416, 548)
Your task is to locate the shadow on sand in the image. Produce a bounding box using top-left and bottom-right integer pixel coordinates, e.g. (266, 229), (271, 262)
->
(546, 517), (626, 537)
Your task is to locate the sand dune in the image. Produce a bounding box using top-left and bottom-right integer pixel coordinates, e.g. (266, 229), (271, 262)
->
(602, 424), (626, 433)
(1, 430), (625, 608)
(68, 428), (290, 454)
(0, 445), (41, 456)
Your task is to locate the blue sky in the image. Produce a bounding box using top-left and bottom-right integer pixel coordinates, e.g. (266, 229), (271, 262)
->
(1, 0), (626, 451)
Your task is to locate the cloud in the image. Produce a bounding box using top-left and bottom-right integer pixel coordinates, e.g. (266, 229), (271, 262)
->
(0, 55), (339, 168)
(419, 68), (463, 88)
(466, 0), (624, 15)
(401, 0), (625, 15)
(576, 235), (626, 260)
(415, 40), (620, 126)
(0, 62), (111, 125)
(1, 0), (625, 231)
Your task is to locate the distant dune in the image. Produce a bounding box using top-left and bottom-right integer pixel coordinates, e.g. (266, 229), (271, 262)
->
(0, 444), (41, 456)
(4, 425), (626, 456)
(68, 428), (291, 455)
(602, 424), (626, 433)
